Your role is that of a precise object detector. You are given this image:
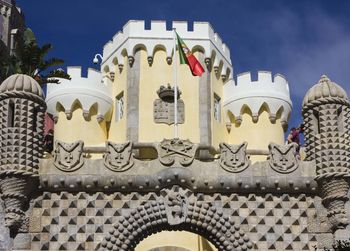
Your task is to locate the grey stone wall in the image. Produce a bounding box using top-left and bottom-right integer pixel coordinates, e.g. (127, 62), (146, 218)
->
(0, 199), (12, 251)
(26, 191), (324, 251)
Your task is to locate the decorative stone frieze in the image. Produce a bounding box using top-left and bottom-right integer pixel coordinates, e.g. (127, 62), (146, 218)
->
(268, 143), (299, 174)
(53, 140), (84, 172)
(158, 139), (197, 166)
(219, 142), (250, 173)
(103, 141), (134, 172)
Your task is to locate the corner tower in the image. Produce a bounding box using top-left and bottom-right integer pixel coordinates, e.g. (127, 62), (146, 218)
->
(223, 71), (292, 160)
(0, 74), (46, 234)
(46, 67), (113, 150)
(302, 75), (350, 231)
(101, 20), (232, 146)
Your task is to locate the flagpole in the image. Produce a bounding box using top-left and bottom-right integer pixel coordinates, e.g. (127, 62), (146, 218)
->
(173, 28), (178, 139)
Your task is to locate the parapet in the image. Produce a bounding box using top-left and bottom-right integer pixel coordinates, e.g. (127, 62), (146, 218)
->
(223, 71), (292, 127)
(46, 67), (113, 122)
(101, 20), (232, 78)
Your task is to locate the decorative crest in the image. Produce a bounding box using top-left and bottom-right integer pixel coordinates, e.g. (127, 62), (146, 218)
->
(53, 140), (84, 172)
(158, 139), (196, 166)
(268, 143), (299, 173)
(219, 142), (250, 172)
(164, 186), (189, 225)
(103, 141), (134, 172)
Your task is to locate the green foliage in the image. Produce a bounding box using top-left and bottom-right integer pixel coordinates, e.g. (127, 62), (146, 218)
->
(0, 28), (70, 85)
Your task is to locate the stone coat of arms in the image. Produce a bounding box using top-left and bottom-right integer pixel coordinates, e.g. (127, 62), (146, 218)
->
(103, 141), (134, 172)
(158, 139), (197, 166)
(54, 140), (84, 172)
(268, 143), (299, 173)
(219, 142), (250, 172)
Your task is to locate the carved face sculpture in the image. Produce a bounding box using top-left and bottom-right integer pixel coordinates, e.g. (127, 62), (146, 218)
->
(103, 141), (133, 172)
(54, 141), (84, 172)
(268, 143), (299, 173)
(219, 142), (250, 173)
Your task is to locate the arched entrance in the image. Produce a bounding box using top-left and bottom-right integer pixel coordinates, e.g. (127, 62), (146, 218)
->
(98, 186), (253, 251)
(148, 247), (190, 251)
(136, 230), (217, 251)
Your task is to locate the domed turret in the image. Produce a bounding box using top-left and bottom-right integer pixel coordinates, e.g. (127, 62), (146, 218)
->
(302, 75), (348, 108)
(0, 74), (46, 234)
(302, 75), (350, 230)
(0, 74), (44, 98)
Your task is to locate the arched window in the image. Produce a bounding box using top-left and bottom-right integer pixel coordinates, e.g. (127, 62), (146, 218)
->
(311, 110), (319, 134)
(33, 108), (38, 132)
(337, 106), (344, 132)
(8, 100), (15, 127)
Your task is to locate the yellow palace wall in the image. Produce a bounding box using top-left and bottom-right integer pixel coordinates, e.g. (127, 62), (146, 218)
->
(211, 64), (229, 148)
(54, 104), (108, 146)
(108, 56), (128, 143)
(138, 49), (200, 143)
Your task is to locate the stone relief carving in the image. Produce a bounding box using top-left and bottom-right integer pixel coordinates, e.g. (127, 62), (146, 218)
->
(154, 99), (185, 125)
(268, 143), (299, 173)
(165, 188), (188, 225)
(103, 141), (134, 172)
(53, 140), (84, 172)
(158, 139), (197, 166)
(154, 84), (184, 125)
(219, 142), (250, 172)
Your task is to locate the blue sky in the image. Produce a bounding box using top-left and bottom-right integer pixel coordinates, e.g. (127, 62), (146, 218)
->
(16, 0), (350, 131)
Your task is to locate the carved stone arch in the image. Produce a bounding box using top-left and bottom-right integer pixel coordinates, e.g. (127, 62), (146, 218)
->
(71, 99), (83, 112)
(152, 44), (167, 56)
(103, 65), (110, 74)
(258, 102), (271, 123)
(112, 57), (118, 65)
(275, 105), (284, 120)
(121, 48), (128, 58)
(258, 102), (270, 116)
(132, 43), (147, 56)
(240, 104), (253, 117)
(210, 49), (217, 64)
(98, 186), (253, 251)
(56, 101), (65, 113)
(191, 45), (205, 54)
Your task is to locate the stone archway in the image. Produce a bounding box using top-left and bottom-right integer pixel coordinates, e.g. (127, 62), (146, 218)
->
(148, 247), (191, 251)
(98, 186), (253, 251)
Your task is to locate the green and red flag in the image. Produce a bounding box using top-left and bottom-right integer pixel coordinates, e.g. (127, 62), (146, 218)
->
(176, 32), (205, 77)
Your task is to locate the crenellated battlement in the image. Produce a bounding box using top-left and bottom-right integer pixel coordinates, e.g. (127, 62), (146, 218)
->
(45, 66), (113, 122)
(223, 71), (292, 127)
(102, 20), (232, 78)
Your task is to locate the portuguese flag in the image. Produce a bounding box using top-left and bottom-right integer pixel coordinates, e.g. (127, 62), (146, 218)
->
(176, 32), (205, 77)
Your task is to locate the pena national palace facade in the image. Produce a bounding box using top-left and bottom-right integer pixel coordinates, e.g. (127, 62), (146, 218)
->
(0, 20), (350, 251)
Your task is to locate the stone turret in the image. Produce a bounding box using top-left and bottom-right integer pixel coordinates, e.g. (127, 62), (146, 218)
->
(223, 71), (292, 159)
(0, 74), (46, 235)
(302, 75), (350, 231)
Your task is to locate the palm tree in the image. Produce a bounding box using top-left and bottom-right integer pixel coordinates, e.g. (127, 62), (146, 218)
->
(0, 28), (70, 85)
